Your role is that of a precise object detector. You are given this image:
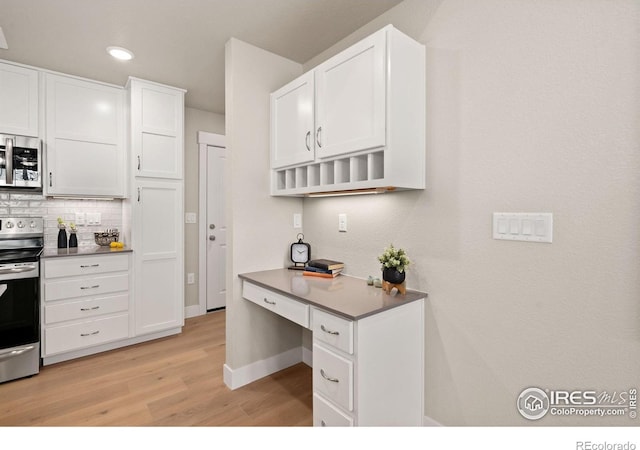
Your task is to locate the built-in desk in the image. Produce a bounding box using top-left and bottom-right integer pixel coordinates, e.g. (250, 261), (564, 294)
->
(238, 268), (427, 427)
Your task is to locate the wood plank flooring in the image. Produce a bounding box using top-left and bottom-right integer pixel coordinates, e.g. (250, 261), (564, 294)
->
(0, 310), (312, 426)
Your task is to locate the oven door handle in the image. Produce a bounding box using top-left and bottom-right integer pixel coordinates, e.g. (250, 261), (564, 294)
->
(0, 265), (38, 275)
(5, 137), (13, 185)
(0, 345), (35, 360)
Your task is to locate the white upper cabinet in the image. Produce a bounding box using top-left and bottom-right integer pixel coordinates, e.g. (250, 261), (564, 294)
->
(314, 29), (386, 159)
(45, 73), (125, 197)
(270, 25), (425, 196)
(128, 78), (185, 180)
(270, 71), (315, 169)
(0, 61), (39, 137)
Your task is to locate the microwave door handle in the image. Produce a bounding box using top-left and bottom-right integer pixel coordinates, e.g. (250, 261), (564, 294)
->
(5, 138), (13, 185)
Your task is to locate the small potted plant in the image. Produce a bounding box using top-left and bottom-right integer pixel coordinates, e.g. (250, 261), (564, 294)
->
(378, 244), (410, 284)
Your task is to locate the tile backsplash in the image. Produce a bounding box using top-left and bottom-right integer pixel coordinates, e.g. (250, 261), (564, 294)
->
(0, 193), (123, 249)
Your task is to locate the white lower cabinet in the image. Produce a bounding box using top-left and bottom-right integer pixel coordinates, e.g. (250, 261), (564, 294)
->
(311, 304), (424, 426)
(41, 254), (132, 362)
(241, 279), (424, 426)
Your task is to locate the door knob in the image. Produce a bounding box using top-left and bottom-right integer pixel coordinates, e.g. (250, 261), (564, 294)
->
(209, 235), (216, 241)
(209, 224), (215, 230)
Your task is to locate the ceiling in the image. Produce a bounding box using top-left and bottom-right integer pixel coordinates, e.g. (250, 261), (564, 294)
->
(0, 0), (403, 114)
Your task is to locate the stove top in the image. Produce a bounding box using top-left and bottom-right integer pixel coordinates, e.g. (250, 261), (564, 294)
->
(0, 217), (44, 263)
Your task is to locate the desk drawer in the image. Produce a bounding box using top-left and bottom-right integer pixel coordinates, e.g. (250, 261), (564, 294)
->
(44, 313), (129, 356)
(313, 343), (353, 411)
(243, 281), (309, 328)
(313, 393), (354, 427)
(43, 254), (129, 279)
(312, 308), (353, 354)
(44, 273), (129, 302)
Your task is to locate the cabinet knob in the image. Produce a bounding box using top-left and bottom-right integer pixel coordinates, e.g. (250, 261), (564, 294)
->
(209, 224), (215, 230)
(209, 235), (216, 241)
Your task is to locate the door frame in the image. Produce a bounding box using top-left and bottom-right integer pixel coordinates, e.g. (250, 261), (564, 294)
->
(197, 131), (226, 316)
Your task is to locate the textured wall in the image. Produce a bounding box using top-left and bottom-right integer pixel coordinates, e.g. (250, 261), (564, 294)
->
(302, 0), (640, 425)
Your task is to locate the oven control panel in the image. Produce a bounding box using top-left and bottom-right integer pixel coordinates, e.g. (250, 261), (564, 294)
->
(0, 217), (44, 236)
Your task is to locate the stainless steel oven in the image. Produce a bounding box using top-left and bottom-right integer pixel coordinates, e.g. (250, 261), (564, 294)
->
(0, 134), (42, 190)
(0, 217), (43, 383)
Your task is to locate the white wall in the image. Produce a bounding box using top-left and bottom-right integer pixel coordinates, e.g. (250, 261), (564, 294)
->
(184, 107), (224, 308)
(224, 38), (305, 371)
(302, 0), (640, 425)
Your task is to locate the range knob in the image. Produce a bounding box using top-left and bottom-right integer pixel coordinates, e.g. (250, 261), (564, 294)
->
(30, 220), (38, 228)
(5, 221), (14, 229)
(17, 221), (25, 228)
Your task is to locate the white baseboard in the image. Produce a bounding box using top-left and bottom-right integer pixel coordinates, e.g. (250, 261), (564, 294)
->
(423, 415), (443, 426)
(223, 346), (303, 390)
(302, 345), (312, 367)
(185, 304), (203, 319)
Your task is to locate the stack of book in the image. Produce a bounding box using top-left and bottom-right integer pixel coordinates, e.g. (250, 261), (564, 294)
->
(303, 259), (344, 278)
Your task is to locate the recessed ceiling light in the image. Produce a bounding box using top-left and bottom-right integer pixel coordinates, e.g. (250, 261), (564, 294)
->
(107, 46), (134, 61)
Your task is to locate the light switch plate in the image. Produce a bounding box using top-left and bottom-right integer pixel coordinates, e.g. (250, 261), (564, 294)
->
(338, 213), (347, 232)
(185, 212), (197, 224)
(293, 213), (302, 229)
(493, 213), (553, 243)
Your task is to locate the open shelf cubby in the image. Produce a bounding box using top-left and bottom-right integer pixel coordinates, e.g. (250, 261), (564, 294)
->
(273, 150), (387, 194)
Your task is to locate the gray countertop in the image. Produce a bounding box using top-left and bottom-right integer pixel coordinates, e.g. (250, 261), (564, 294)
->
(238, 268), (427, 321)
(41, 246), (133, 258)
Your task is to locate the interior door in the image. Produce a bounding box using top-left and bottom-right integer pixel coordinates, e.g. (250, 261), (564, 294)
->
(206, 142), (227, 311)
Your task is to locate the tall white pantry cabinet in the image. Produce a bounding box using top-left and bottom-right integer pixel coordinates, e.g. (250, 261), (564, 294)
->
(124, 78), (185, 337)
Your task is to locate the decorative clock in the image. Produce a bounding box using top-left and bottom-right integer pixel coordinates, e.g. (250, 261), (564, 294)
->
(290, 233), (310, 269)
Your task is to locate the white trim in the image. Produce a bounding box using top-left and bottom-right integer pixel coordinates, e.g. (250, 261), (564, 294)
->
(423, 415), (443, 426)
(223, 346), (303, 390)
(184, 304), (201, 319)
(302, 345), (313, 367)
(198, 132), (226, 316)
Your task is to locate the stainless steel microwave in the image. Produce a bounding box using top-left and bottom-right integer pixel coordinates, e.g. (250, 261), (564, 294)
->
(0, 134), (42, 190)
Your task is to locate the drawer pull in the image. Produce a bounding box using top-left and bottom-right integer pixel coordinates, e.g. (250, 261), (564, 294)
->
(80, 264), (100, 268)
(80, 285), (100, 290)
(263, 298), (276, 305)
(80, 330), (100, 337)
(320, 369), (339, 383)
(320, 324), (339, 336)
(80, 306), (100, 311)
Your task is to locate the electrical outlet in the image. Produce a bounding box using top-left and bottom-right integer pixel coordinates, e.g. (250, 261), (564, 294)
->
(338, 213), (347, 232)
(187, 273), (195, 284)
(86, 212), (101, 225)
(75, 212), (85, 225)
(185, 212), (197, 224)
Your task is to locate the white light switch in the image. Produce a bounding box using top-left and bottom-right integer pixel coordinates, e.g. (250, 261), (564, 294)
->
(493, 213), (553, 243)
(185, 212), (197, 224)
(293, 213), (302, 229)
(338, 213), (347, 232)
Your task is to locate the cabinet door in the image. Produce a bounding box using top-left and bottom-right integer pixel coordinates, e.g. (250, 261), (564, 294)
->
(270, 72), (315, 169)
(133, 179), (184, 335)
(0, 62), (39, 137)
(45, 74), (125, 197)
(130, 79), (184, 179)
(314, 29), (386, 159)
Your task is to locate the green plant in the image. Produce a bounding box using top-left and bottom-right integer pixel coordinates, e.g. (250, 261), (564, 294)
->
(378, 244), (410, 273)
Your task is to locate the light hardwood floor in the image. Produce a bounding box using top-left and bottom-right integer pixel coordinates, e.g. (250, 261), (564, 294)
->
(0, 310), (312, 426)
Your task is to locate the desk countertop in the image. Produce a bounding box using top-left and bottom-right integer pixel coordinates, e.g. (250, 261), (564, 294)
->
(238, 268), (427, 321)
